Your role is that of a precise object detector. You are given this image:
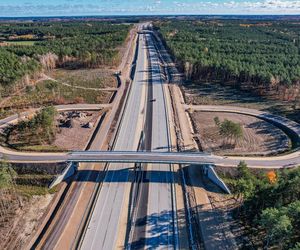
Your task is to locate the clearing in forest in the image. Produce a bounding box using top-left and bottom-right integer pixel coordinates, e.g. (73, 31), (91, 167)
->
(190, 111), (290, 155)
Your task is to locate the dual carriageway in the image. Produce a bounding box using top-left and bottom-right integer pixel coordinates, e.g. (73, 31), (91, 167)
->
(0, 24), (300, 249)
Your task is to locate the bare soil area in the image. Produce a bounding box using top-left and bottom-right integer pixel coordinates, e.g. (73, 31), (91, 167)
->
(54, 110), (103, 150)
(182, 82), (300, 124)
(190, 111), (290, 155)
(0, 194), (54, 250)
(1, 110), (103, 151)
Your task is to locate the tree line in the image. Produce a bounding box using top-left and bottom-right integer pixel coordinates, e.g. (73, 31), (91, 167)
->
(0, 21), (130, 90)
(155, 20), (300, 94)
(227, 162), (300, 249)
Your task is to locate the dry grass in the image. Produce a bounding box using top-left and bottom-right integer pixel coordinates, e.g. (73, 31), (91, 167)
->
(0, 69), (115, 119)
(190, 111), (290, 155)
(182, 81), (300, 123)
(49, 68), (118, 89)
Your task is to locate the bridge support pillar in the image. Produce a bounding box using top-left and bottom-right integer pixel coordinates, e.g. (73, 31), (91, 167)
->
(49, 162), (77, 188)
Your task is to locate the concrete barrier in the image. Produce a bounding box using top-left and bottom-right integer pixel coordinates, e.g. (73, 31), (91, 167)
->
(49, 162), (77, 188)
(204, 165), (231, 194)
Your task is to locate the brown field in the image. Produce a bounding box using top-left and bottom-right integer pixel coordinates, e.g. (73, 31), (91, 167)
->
(0, 194), (54, 250)
(1, 110), (103, 152)
(49, 68), (118, 89)
(190, 111), (290, 155)
(182, 82), (300, 124)
(0, 69), (116, 120)
(53, 110), (103, 151)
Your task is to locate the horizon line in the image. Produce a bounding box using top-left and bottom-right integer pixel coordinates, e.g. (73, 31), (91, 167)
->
(1, 14), (300, 18)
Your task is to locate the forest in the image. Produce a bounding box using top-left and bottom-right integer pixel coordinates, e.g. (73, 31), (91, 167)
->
(155, 20), (300, 100)
(4, 106), (57, 149)
(0, 21), (130, 90)
(224, 162), (300, 249)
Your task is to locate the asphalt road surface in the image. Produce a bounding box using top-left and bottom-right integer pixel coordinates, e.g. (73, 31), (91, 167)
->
(80, 32), (148, 250)
(0, 24), (299, 250)
(128, 31), (178, 249)
(144, 32), (178, 249)
(0, 33), (299, 170)
(1, 78), (299, 169)
(0, 148), (299, 168)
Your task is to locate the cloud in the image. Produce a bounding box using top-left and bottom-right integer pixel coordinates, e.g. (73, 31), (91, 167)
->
(0, 0), (299, 16)
(171, 0), (300, 14)
(0, 4), (104, 16)
(246, 0), (300, 9)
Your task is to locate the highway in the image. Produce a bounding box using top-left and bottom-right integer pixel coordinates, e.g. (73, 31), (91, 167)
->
(80, 31), (148, 249)
(144, 32), (178, 248)
(0, 63), (300, 169)
(30, 25), (139, 249)
(0, 148), (299, 168)
(127, 31), (178, 249)
(0, 23), (299, 250)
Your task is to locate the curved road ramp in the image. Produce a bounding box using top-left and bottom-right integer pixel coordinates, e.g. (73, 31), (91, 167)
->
(0, 24), (300, 250)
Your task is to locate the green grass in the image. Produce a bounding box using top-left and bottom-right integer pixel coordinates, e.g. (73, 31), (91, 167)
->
(16, 184), (58, 198)
(16, 145), (66, 152)
(5, 40), (36, 46)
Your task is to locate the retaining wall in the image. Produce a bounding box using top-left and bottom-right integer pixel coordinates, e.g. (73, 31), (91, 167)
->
(49, 162), (77, 188)
(204, 165), (231, 194)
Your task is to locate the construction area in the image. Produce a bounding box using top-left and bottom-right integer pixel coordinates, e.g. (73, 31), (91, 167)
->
(190, 111), (290, 155)
(54, 110), (103, 150)
(0, 22), (299, 250)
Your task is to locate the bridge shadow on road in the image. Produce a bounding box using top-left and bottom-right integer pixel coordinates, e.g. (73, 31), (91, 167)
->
(74, 169), (176, 183)
(72, 164), (227, 191)
(68, 163), (232, 249)
(128, 209), (182, 249)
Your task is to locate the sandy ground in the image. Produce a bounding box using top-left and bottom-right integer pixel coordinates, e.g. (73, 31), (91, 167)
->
(0, 194), (54, 250)
(190, 111), (290, 155)
(54, 111), (102, 150)
(181, 82), (300, 124)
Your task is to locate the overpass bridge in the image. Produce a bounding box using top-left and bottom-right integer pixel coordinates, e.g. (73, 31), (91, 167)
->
(69, 151), (215, 165)
(2, 150), (299, 168)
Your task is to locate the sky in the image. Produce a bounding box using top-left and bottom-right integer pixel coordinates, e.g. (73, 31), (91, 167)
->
(0, 0), (299, 16)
